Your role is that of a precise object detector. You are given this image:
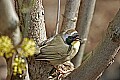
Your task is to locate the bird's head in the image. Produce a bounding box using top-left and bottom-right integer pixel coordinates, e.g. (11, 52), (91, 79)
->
(62, 29), (80, 45)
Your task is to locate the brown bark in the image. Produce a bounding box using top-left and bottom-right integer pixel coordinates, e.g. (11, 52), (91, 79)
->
(26, 0), (53, 80)
(14, 0), (53, 80)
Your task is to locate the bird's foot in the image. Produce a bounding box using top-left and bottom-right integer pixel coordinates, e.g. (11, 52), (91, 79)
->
(48, 61), (74, 80)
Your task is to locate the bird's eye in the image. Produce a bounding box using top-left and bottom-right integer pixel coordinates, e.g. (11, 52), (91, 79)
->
(68, 36), (72, 39)
(66, 36), (73, 45)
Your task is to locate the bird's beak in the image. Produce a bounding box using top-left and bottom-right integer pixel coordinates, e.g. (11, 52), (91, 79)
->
(76, 38), (80, 41)
(73, 35), (80, 41)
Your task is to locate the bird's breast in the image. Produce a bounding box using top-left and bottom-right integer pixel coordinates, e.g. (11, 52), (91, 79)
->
(72, 41), (80, 51)
(70, 41), (80, 58)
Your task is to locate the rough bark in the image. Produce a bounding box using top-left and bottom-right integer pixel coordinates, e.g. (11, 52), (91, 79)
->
(63, 9), (120, 80)
(26, 0), (53, 80)
(14, 0), (54, 80)
(72, 0), (96, 68)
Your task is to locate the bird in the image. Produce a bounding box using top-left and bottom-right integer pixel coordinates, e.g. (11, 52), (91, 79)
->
(35, 29), (81, 66)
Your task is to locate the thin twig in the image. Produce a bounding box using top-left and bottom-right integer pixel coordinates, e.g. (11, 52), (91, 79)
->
(55, 0), (61, 35)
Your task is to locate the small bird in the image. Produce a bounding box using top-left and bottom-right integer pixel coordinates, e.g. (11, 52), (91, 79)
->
(35, 29), (81, 66)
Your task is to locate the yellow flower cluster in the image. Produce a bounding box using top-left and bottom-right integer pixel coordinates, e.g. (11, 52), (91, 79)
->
(0, 36), (36, 58)
(21, 38), (36, 57)
(12, 56), (26, 75)
(12, 38), (36, 76)
(0, 36), (15, 58)
(0, 36), (36, 76)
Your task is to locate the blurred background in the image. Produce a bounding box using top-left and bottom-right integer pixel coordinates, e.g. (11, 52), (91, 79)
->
(0, 0), (120, 80)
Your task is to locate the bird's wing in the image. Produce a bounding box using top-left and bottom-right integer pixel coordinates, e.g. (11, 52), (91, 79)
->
(39, 36), (55, 47)
(35, 35), (70, 60)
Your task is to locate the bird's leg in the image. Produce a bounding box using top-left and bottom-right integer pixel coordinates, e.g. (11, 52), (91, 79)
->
(48, 61), (74, 80)
(49, 61), (74, 80)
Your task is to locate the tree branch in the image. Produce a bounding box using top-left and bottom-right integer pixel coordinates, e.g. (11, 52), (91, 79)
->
(61, 0), (81, 31)
(55, 0), (61, 35)
(28, 0), (47, 46)
(0, 0), (19, 35)
(63, 9), (120, 80)
(72, 0), (96, 68)
(14, 0), (56, 80)
(26, 0), (53, 80)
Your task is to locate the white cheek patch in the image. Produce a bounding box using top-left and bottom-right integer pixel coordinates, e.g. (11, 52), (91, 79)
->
(62, 34), (68, 42)
(62, 31), (78, 42)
